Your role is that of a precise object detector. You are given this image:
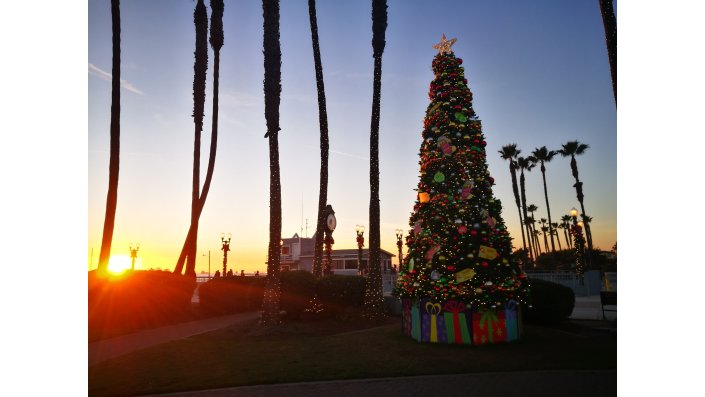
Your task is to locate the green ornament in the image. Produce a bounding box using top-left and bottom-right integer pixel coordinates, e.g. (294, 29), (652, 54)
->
(433, 172), (445, 183)
(454, 112), (467, 122)
(408, 257), (414, 272)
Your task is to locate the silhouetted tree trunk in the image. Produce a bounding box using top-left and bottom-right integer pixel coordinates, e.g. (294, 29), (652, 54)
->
(519, 173), (534, 266)
(261, 0), (282, 326)
(364, 0), (387, 321)
(598, 0), (617, 105)
(175, 0), (224, 277)
(309, 0), (329, 278)
(98, 0), (121, 274)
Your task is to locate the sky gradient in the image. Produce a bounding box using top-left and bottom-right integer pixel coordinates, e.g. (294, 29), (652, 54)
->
(88, 0), (617, 273)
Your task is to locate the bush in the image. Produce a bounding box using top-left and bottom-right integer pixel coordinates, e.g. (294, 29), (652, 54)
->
(522, 278), (575, 324)
(279, 271), (316, 319)
(88, 270), (196, 339)
(317, 275), (366, 317)
(198, 276), (265, 315)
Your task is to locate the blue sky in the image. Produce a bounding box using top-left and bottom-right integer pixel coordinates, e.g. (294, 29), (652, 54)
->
(88, 0), (616, 272)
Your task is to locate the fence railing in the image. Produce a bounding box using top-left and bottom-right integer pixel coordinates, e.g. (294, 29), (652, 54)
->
(525, 270), (602, 297)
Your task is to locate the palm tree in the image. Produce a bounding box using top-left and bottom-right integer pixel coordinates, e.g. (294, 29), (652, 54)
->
(175, 0), (224, 277)
(364, 0), (387, 321)
(97, 0), (122, 275)
(516, 156), (536, 266)
(531, 146), (558, 253)
(261, 0), (283, 325)
(598, 0), (617, 104)
(552, 222), (562, 251)
(499, 144), (528, 257)
(558, 141), (594, 254)
(308, 0), (330, 278)
(533, 228), (543, 256)
(560, 214), (573, 249)
(526, 203), (540, 258)
(539, 219), (550, 253)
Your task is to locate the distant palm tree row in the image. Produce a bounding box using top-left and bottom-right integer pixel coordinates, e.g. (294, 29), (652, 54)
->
(499, 141), (592, 266)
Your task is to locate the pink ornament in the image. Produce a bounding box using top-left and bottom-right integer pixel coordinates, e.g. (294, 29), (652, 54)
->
(458, 225), (468, 234)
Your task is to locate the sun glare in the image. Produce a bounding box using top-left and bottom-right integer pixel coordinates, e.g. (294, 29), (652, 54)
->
(108, 255), (132, 274)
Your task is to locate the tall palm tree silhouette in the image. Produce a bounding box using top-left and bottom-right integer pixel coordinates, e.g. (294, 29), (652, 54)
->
(309, 0), (330, 278)
(516, 156), (535, 265)
(527, 204), (540, 258)
(364, 0), (387, 321)
(551, 222), (562, 251)
(561, 214), (573, 249)
(531, 146), (558, 253)
(98, 0), (122, 275)
(559, 141), (593, 254)
(261, 0), (283, 325)
(499, 144), (528, 257)
(175, 0), (224, 277)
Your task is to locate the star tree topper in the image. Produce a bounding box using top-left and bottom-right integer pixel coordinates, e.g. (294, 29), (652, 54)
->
(433, 33), (457, 54)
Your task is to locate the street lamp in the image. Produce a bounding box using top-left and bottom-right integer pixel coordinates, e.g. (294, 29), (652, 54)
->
(129, 243), (140, 271)
(395, 229), (404, 272)
(355, 224), (365, 276)
(221, 233), (232, 277)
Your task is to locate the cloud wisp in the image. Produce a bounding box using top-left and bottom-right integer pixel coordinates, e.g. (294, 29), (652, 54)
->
(88, 63), (145, 95)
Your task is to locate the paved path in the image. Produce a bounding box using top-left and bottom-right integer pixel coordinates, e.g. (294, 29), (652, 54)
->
(570, 295), (617, 321)
(143, 370), (617, 397)
(89, 311), (260, 366)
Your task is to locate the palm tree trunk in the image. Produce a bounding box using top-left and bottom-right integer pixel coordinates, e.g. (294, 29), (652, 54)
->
(364, 0), (387, 321)
(98, 0), (121, 274)
(543, 231), (549, 253)
(174, 0), (209, 276)
(555, 229), (562, 250)
(570, 155), (594, 255)
(261, 0), (282, 326)
(309, 0), (329, 279)
(564, 223), (572, 249)
(540, 164), (556, 253)
(598, 0), (617, 105)
(519, 173), (534, 266)
(510, 164), (527, 253)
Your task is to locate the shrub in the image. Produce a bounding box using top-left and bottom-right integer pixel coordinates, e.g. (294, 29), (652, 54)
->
(88, 270), (196, 339)
(198, 276), (265, 315)
(279, 271), (316, 319)
(316, 275), (366, 316)
(522, 278), (575, 324)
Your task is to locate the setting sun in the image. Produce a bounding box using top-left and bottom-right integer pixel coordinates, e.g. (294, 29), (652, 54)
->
(108, 255), (132, 274)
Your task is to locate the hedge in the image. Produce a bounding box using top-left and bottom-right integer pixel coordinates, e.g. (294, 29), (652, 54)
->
(88, 270), (196, 339)
(198, 276), (265, 315)
(522, 278), (575, 324)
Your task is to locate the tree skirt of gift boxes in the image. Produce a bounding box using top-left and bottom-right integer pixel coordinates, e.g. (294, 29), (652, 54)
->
(401, 298), (522, 345)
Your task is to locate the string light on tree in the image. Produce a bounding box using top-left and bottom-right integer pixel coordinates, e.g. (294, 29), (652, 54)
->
(394, 35), (529, 344)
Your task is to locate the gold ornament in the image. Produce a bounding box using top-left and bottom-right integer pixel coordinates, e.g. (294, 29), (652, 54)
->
(433, 33), (457, 55)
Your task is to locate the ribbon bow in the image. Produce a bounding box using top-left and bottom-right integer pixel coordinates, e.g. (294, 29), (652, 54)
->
(425, 302), (442, 315)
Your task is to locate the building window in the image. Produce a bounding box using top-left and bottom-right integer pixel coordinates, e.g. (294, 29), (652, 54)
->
(281, 245), (290, 255)
(344, 260), (358, 270)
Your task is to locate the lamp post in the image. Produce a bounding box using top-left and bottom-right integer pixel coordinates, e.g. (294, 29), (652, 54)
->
(203, 251), (211, 278)
(129, 243), (139, 271)
(221, 233), (231, 277)
(355, 224), (365, 276)
(395, 229), (404, 272)
(570, 208), (586, 283)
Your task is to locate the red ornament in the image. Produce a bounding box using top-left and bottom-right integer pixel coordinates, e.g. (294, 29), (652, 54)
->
(481, 261), (488, 267)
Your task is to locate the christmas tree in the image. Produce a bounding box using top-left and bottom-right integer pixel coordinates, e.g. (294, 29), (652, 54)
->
(394, 35), (529, 345)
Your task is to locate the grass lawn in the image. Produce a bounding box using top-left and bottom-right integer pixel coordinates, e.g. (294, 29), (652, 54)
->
(88, 316), (616, 397)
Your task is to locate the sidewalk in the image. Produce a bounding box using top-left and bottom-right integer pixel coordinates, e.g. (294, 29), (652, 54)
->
(89, 311), (260, 366)
(570, 295), (617, 321)
(142, 370), (617, 397)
